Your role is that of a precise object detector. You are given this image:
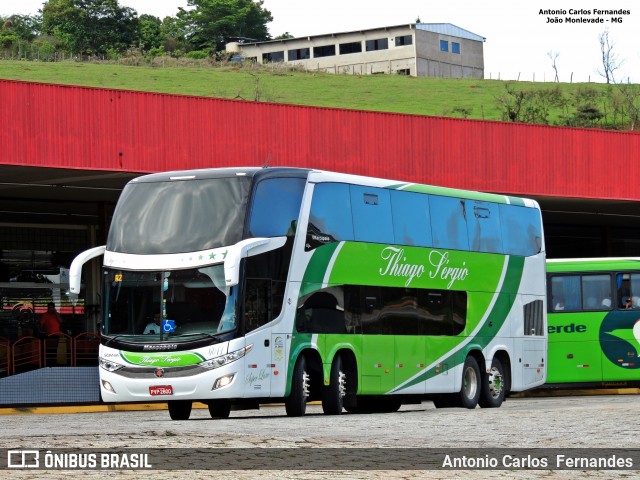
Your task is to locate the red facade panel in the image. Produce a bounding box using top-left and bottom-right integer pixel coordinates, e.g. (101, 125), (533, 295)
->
(2, 79), (639, 200)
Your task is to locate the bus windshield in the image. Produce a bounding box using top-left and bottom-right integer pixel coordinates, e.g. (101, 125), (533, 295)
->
(107, 176), (251, 254)
(103, 265), (236, 342)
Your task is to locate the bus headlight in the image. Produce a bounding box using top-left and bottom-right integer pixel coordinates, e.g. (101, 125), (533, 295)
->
(213, 374), (235, 390)
(102, 380), (117, 393)
(199, 344), (253, 370)
(99, 357), (125, 372)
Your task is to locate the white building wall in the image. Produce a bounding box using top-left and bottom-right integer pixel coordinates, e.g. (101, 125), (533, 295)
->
(229, 24), (483, 79)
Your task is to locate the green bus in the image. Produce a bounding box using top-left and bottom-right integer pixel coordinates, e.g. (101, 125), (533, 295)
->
(70, 167), (547, 419)
(547, 258), (640, 388)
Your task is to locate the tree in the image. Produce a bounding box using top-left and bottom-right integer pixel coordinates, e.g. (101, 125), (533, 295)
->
(177, 0), (273, 52)
(159, 16), (189, 55)
(273, 32), (294, 40)
(597, 29), (624, 84)
(136, 14), (163, 51)
(42, 0), (138, 55)
(558, 87), (604, 128)
(614, 83), (640, 130)
(495, 83), (564, 124)
(1, 14), (41, 42)
(547, 50), (560, 82)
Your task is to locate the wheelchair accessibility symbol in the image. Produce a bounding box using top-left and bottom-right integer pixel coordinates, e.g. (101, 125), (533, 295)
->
(162, 319), (176, 333)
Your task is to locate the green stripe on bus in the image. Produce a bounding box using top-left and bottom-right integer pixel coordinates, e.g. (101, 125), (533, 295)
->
(392, 255), (524, 392)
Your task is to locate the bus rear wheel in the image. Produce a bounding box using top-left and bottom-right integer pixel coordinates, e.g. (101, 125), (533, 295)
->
(168, 400), (192, 420)
(459, 356), (481, 409)
(285, 355), (309, 417)
(478, 357), (505, 408)
(322, 354), (347, 415)
(208, 399), (232, 418)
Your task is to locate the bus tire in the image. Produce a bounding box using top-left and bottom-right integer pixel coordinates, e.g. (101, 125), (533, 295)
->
(168, 400), (192, 420)
(322, 354), (347, 415)
(208, 399), (232, 418)
(459, 356), (481, 409)
(285, 354), (309, 417)
(478, 357), (505, 408)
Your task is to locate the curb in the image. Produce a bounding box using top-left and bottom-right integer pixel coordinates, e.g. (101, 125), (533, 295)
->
(511, 388), (640, 398)
(0, 402), (206, 416)
(0, 402), (293, 416)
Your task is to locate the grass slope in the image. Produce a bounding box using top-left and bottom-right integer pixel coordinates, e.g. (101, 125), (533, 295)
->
(0, 60), (618, 124)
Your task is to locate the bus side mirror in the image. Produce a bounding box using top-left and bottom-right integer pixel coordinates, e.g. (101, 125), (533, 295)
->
(224, 237), (287, 287)
(69, 245), (106, 303)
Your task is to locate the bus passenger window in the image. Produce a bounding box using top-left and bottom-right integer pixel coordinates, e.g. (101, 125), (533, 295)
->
(581, 274), (610, 311)
(429, 196), (469, 251)
(550, 276), (580, 312)
(350, 185), (394, 244)
(499, 204), (542, 256)
(390, 190), (432, 247)
(248, 178), (305, 238)
(465, 202), (503, 254)
(306, 183), (354, 250)
(296, 290), (346, 334)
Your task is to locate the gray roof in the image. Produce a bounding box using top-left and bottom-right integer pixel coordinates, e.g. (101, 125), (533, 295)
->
(416, 23), (485, 42)
(236, 23), (484, 47)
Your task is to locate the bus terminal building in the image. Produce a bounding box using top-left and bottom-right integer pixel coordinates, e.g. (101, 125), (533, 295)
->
(0, 79), (639, 403)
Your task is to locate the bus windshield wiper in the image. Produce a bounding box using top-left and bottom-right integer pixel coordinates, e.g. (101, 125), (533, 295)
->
(172, 332), (221, 341)
(102, 335), (126, 347)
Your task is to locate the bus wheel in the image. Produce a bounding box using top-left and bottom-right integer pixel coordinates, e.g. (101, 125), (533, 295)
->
(322, 354), (347, 415)
(459, 356), (481, 409)
(168, 400), (192, 420)
(285, 355), (309, 417)
(478, 357), (505, 408)
(208, 399), (232, 419)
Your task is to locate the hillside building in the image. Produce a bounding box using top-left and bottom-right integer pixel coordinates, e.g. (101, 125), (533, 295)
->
(226, 23), (485, 78)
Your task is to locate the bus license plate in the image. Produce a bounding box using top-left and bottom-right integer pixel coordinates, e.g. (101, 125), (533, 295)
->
(149, 385), (173, 396)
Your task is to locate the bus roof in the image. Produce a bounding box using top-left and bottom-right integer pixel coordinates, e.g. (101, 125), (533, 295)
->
(128, 167), (539, 208)
(547, 257), (640, 273)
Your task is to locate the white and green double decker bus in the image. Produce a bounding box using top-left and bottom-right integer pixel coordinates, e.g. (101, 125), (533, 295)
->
(70, 167), (547, 419)
(546, 258), (640, 388)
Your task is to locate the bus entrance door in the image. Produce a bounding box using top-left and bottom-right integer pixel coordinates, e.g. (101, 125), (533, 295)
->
(243, 327), (272, 397)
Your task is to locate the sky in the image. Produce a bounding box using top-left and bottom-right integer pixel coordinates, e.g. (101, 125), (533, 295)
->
(5, 0), (639, 83)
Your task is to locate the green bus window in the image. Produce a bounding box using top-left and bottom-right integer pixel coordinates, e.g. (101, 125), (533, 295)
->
(581, 274), (611, 310)
(630, 274), (640, 309)
(550, 275), (581, 311)
(617, 272), (640, 309)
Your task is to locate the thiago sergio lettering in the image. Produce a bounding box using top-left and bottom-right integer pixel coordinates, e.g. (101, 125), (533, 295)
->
(378, 247), (469, 288)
